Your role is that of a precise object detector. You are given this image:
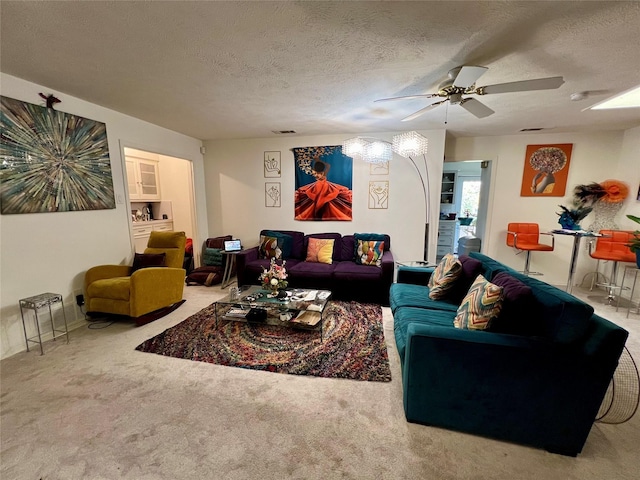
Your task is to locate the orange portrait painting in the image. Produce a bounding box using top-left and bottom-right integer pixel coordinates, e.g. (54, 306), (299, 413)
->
(520, 143), (573, 197)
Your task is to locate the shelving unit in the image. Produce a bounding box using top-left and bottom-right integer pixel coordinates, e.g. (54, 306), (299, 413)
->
(440, 171), (456, 205)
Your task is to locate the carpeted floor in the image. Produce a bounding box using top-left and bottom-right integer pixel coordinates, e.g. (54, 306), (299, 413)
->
(135, 300), (391, 381)
(1, 284), (639, 479)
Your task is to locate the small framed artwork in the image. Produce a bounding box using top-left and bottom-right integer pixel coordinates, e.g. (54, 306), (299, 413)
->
(369, 181), (389, 209)
(264, 151), (281, 177)
(265, 182), (281, 207)
(370, 161), (389, 175)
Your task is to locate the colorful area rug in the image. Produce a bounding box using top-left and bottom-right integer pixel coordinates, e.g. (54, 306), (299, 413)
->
(135, 301), (391, 382)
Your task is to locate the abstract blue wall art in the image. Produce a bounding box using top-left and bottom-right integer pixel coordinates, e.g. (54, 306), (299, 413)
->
(0, 96), (115, 214)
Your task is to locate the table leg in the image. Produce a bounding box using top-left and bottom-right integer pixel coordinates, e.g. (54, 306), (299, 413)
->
(220, 254), (236, 289)
(566, 236), (582, 294)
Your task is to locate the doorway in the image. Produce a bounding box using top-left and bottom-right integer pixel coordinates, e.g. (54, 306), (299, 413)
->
(122, 146), (200, 266)
(443, 160), (491, 255)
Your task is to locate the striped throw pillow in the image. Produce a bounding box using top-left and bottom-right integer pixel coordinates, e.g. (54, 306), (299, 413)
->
(428, 254), (462, 299)
(454, 274), (504, 330)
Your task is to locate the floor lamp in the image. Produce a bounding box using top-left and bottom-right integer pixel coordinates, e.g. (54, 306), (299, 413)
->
(392, 132), (430, 261)
(342, 131), (430, 261)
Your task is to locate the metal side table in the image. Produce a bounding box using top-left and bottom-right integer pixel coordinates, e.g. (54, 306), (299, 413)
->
(19, 293), (70, 355)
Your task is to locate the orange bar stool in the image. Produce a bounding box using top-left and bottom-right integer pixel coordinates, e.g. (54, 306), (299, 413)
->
(506, 223), (555, 276)
(589, 230), (636, 304)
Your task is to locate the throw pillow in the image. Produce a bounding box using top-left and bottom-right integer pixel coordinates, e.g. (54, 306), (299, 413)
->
(131, 253), (166, 273)
(355, 240), (384, 266)
(259, 235), (282, 259)
(264, 230), (293, 259)
(353, 233), (387, 259)
(202, 247), (223, 266)
(447, 255), (484, 304)
(489, 272), (543, 336)
(428, 254), (463, 299)
(454, 274), (504, 330)
(305, 238), (334, 264)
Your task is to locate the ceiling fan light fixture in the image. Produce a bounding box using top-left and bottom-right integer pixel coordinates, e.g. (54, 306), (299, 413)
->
(392, 131), (429, 158)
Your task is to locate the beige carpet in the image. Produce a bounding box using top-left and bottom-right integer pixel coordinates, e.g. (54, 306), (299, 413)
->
(1, 283), (639, 479)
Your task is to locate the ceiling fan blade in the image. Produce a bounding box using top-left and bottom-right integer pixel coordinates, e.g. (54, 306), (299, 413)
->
(452, 66), (488, 88)
(401, 100), (447, 122)
(375, 94), (438, 102)
(478, 76), (565, 95)
(460, 98), (494, 118)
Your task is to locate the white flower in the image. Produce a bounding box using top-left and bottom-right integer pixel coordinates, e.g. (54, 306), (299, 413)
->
(270, 278), (278, 286)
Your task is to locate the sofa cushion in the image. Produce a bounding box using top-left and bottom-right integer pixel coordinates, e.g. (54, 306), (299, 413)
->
(489, 272), (543, 336)
(393, 306), (457, 361)
(87, 277), (131, 301)
(355, 240), (384, 266)
(469, 252), (508, 280)
(263, 230), (294, 259)
(259, 235), (282, 259)
(447, 255), (484, 303)
(389, 283), (459, 313)
(454, 274), (503, 330)
(509, 270), (594, 343)
(334, 261), (383, 281)
(305, 238), (334, 264)
(288, 260), (336, 279)
(428, 254), (462, 300)
(354, 233), (390, 255)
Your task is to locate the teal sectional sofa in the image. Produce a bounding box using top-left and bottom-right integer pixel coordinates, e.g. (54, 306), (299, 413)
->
(390, 252), (628, 456)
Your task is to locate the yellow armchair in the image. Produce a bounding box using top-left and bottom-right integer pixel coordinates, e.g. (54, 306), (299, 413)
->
(85, 231), (187, 325)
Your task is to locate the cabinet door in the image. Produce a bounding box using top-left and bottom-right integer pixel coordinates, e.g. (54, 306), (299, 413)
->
(125, 159), (141, 200)
(137, 160), (161, 200)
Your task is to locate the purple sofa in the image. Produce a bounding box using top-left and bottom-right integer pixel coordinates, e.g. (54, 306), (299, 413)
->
(235, 230), (394, 305)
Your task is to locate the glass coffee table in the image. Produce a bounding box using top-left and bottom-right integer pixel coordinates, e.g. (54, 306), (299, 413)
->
(214, 285), (332, 339)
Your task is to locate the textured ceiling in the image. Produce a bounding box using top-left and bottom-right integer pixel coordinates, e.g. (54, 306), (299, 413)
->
(1, 1), (639, 140)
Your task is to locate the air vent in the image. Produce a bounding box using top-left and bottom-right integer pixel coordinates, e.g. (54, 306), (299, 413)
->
(272, 130), (296, 134)
(520, 128), (545, 132)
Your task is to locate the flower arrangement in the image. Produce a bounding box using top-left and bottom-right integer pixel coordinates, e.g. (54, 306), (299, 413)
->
(259, 257), (288, 293)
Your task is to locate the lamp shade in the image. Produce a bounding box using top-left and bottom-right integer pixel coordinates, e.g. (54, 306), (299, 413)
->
(363, 140), (393, 163)
(342, 137), (366, 158)
(392, 131), (428, 158)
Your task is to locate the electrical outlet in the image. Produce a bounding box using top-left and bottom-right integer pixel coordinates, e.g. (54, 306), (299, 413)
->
(76, 294), (84, 307)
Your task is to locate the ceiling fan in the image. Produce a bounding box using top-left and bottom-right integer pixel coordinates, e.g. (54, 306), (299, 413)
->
(376, 66), (564, 121)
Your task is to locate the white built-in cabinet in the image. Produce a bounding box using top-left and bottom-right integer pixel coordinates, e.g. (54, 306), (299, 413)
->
(126, 157), (161, 201)
(132, 220), (174, 253)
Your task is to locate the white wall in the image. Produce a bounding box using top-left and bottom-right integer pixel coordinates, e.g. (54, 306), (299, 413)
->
(447, 130), (639, 288)
(0, 73), (208, 359)
(158, 154), (195, 240)
(203, 131), (446, 264)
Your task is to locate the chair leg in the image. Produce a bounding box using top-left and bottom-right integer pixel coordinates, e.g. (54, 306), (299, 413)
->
(607, 261), (620, 304)
(596, 261), (622, 304)
(523, 251), (531, 276)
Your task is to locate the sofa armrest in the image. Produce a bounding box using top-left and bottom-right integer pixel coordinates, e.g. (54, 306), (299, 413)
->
(396, 265), (434, 286)
(380, 250), (395, 285)
(401, 323), (607, 455)
(235, 247), (259, 286)
(129, 267), (186, 317)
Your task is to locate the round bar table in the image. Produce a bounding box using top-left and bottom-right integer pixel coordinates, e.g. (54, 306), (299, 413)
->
(551, 229), (602, 294)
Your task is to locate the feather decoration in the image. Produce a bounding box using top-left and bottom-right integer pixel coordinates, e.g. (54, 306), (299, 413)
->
(572, 182), (606, 207)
